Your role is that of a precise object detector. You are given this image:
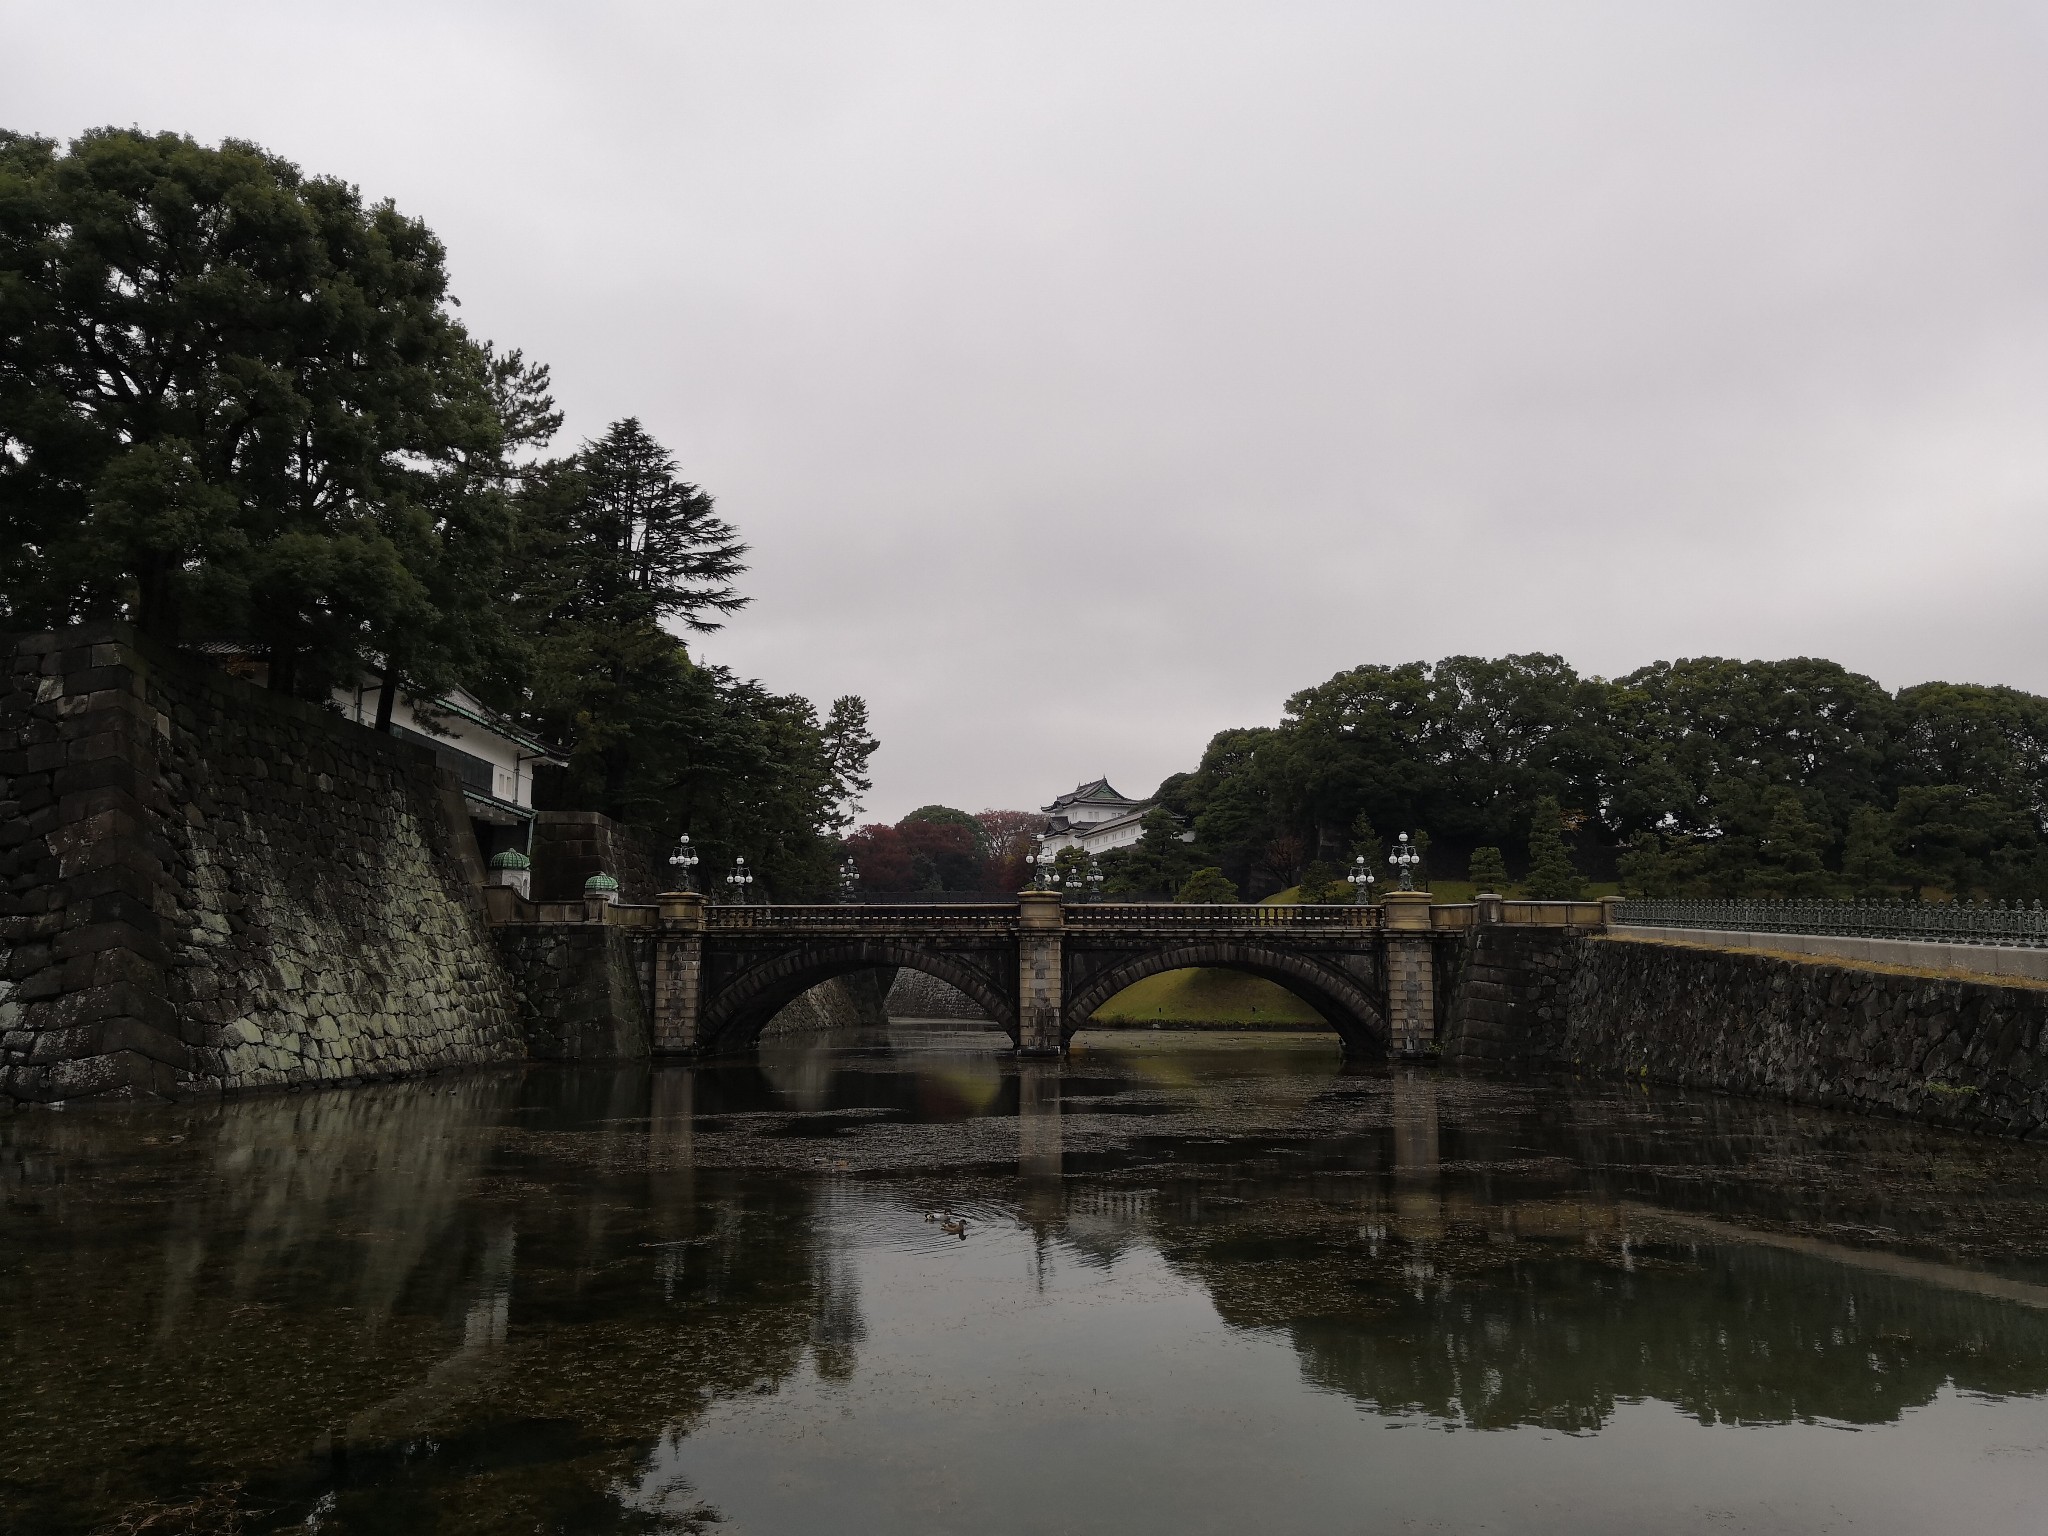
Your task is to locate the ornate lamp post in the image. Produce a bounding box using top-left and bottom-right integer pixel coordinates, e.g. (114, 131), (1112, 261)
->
(667, 832), (700, 892)
(1087, 862), (1105, 903)
(1030, 843), (1058, 892)
(1387, 832), (1421, 891)
(837, 855), (860, 905)
(1349, 854), (1377, 904)
(725, 856), (755, 904)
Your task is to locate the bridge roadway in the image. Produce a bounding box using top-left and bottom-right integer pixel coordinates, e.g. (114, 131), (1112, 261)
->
(497, 888), (1616, 1059)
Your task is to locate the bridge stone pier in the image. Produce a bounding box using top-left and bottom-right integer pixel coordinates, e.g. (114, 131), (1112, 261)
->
(481, 887), (1616, 1061)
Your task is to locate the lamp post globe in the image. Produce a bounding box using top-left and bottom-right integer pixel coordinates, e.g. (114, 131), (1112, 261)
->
(1032, 843), (1057, 893)
(726, 856), (755, 904)
(667, 833), (700, 892)
(1349, 854), (1377, 905)
(1388, 832), (1421, 892)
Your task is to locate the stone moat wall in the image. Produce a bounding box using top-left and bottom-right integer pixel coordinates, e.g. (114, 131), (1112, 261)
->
(1439, 928), (2048, 1137)
(494, 925), (654, 1062)
(1438, 925), (1580, 1067)
(1, 623), (524, 1102)
(1558, 936), (2048, 1138)
(885, 969), (989, 1020)
(530, 812), (661, 904)
(762, 968), (894, 1036)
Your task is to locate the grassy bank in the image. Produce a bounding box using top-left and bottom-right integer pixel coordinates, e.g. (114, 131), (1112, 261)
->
(1088, 967), (1324, 1028)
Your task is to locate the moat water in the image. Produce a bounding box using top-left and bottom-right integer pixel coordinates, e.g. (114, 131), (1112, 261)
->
(7, 1027), (2048, 1534)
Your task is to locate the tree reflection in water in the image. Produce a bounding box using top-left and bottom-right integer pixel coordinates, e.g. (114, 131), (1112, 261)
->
(6, 1034), (2048, 1533)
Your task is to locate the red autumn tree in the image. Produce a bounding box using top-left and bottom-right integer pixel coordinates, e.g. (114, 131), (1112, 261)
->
(844, 823), (914, 891)
(976, 808), (1046, 890)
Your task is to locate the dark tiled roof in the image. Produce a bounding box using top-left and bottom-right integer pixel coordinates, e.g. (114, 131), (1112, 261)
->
(1044, 777), (1141, 812)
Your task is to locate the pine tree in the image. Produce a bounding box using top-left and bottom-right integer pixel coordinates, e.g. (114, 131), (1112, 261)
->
(1177, 867), (1240, 904)
(1755, 787), (1833, 897)
(1468, 846), (1510, 892)
(1523, 796), (1584, 900)
(1104, 807), (1201, 898)
(0, 128), (515, 700)
(1617, 832), (1667, 898)
(1296, 859), (1350, 904)
(512, 419), (751, 815)
(1841, 805), (1899, 896)
(1349, 813), (1384, 876)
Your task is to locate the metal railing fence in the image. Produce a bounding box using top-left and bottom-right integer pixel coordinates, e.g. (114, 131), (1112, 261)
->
(1614, 897), (2048, 948)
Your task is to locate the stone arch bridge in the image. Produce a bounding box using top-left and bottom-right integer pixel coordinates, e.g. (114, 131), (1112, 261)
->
(489, 888), (1615, 1059)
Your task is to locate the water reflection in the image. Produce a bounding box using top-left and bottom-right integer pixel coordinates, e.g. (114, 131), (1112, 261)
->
(5, 1034), (2048, 1533)
(1018, 1059), (1062, 1182)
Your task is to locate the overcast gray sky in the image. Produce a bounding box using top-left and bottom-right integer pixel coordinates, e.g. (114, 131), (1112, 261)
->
(9, 3), (2048, 821)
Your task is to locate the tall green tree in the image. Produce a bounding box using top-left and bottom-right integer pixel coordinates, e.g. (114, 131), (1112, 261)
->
(1754, 787), (1834, 897)
(0, 128), (513, 700)
(505, 419), (870, 897)
(822, 697), (878, 828)
(1840, 806), (1899, 895)
(513, 419), (750, 814)
(1522, 796), (1584, 900)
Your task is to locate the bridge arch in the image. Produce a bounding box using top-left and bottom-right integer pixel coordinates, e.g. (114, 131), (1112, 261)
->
(1062, 942), (1388, 1058)
(699, 940), (1018, 1054)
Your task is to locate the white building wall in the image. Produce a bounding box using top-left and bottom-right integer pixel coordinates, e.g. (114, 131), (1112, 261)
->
(1043, 816), (1149, 856)
(333, 684), (546, 809)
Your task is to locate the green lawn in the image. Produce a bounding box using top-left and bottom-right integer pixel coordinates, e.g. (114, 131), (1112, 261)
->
(1090, 967), (1325, 1027)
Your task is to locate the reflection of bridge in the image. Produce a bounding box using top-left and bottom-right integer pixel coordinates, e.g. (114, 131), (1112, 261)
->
(490, 886), (1613, 1058)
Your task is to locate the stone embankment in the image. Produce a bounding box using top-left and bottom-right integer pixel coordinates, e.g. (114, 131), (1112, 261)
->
(1439, 927), (2048, 1137)
(1437, 925), (1578, 1066)
(1562, 936), (2048, 1138)
(2, 623), (893, 1102)
(885, 969), (988, 1020)
(2, 624), (523, 1102)
(494, 926), (654, 1061)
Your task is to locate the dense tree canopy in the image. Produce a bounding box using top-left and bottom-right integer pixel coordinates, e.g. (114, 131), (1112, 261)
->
(1, 128), (875, 901)
(1157, 655), (2048, 902)
(0, 128), (515, 701)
